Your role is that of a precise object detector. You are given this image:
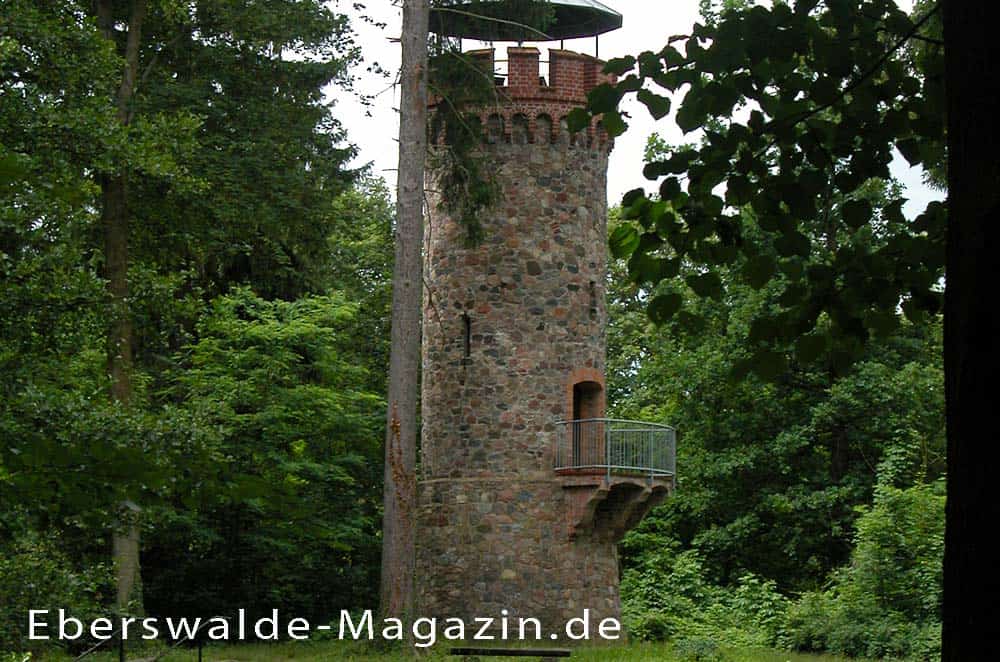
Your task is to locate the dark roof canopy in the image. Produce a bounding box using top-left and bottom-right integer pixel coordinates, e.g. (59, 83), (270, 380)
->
(429, 0), (623, 42)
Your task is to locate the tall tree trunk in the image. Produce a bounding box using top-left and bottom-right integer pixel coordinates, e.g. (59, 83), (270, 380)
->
(379, 0), (429, 622)
(942, 4), (1000, 659)
(97, 0), (147, 614)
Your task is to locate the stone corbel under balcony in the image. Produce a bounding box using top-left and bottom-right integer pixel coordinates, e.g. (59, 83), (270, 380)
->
(554, 418), (676, 540)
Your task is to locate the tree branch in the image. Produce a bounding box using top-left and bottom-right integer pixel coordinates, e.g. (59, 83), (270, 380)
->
(785, 2), (942, 129)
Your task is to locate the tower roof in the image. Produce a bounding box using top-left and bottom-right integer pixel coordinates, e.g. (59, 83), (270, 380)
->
(429, 0), (622, 42)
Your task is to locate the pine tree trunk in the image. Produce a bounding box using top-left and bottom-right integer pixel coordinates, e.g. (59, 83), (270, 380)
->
(379, 0), (429, 623)
(97, 0), (147, 614)
(941, 4), (1000, 659)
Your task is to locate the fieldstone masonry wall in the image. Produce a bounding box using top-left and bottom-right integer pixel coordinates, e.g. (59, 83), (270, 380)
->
(420, 141), (610, 480)
(416, 47), (628, 638)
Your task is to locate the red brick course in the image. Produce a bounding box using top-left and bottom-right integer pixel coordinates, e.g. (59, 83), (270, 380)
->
(431, 47), (617, 147)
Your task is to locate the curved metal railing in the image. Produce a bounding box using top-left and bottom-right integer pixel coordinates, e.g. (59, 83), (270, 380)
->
(554, 418), (676, 480)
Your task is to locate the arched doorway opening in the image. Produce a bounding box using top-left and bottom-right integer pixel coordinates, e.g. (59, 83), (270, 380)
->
(571, 380), (604, 467)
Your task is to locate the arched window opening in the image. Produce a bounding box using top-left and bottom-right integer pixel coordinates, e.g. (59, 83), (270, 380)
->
(558, 116), (570, 145)
(487, 114), (505, 144)
(511, 114), (530, 145)
(536, 114), (553, 145)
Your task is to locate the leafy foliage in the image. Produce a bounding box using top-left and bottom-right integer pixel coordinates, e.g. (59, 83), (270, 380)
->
(0, 532), (112, 652)
(609, 204), (945, 591)
(622, 536), (789, 648)
(784, 481), (945, 660)
(609, 189), (945, 657)
(143, 288), (383, 621)
(428, 44), (503, 244)
(1, 0), (389, 646)
(588, 0), (946, 379)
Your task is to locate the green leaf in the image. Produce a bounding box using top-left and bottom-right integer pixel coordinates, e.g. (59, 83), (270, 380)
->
(588, 83), (623, 114)
(675, 310), (707, 334)
(742, 255), (776, 290)
(602, 111), (628, 138)
(609, 224), (641, 259)
(749, 316), (779, 343)
(622, 188), (646, 207)
(726, 175), (754, 206)
(795, 334), (828, 363)
(0, 152), (30, 186)
(864, 310), (901, 337)
(566, 108), (591, 133)
(809, 76), (840, 106)
(604, 56), (636, 76)
(648, 293), (683, 324)
(775, 232), (811, 258)
(750, 349), (789, 382)
(841, 199), (873, 229)
(686, 272), (724, 300)
(659, 177), (682, 201)
(637, 89), (672, 120)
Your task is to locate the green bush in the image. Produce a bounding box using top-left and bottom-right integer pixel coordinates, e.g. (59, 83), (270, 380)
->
(621, 536), (788, 648)
(673, 636), (724, 662)
(784, 480), (945, 660)
(628, 611), (676, 642)
(0, 533), (111, 653)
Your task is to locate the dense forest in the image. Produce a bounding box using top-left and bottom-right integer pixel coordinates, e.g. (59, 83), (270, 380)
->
(2, 1), (946, 660)
(1, 0), (391, 646)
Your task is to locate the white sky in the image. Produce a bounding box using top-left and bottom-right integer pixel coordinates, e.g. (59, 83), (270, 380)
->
(328, 0), (942, 218)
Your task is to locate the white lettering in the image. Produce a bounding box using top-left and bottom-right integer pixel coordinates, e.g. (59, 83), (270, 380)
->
(207, 617), (229, 640)
(255, 610), (279, 641)
(28, 610), (48, 640)
(413, 617), (437, 648)
(339, 610), (373, 639)
(519, 617), (542, 640)
(474, 617), (494, 640)
(90, 617), (113, 641)
(287, 617), (310, 640)
(58, 610), (83, 640)
(165, 617), (201, 641)
(566, 609), (590, 640)
(381, 617), (403, 640)
(443, 618), (466, 641)
(598, 617), (621, 640)
(142, 617), (159, 640)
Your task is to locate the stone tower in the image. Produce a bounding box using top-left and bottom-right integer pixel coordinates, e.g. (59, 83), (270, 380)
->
(416, 1), (675, 639)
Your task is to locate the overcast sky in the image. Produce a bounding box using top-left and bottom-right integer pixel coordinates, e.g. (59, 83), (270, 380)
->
(329, 0), (942, 218)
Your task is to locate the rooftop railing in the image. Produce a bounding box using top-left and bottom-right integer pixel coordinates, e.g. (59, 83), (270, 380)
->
(554, 418), (676, 481)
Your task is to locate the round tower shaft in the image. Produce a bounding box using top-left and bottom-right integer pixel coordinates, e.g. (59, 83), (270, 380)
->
(416, 44), (624, 635)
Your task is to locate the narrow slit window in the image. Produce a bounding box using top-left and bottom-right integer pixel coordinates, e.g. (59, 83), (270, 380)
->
(589, 281), (598, 319)
(462, 313), (472, 357)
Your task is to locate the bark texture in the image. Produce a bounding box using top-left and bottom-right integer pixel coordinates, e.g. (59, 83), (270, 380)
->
(98, 0), (147, 614)
(942, 4), (1000, 659)
(379, 0), (429, 622)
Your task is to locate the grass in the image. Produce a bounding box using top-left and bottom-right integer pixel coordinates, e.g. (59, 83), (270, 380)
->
(27, 640), (860, 661)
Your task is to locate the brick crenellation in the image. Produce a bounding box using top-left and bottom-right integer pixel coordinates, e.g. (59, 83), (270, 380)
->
(430, 47), (617, 148)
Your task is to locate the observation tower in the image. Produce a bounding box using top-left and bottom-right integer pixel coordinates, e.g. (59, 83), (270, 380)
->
(416, 0), (675, 636)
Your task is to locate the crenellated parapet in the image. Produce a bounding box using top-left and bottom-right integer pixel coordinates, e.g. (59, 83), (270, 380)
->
(429, 47), (616, 149)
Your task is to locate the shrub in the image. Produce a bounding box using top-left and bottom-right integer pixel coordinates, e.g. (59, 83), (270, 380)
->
(673, 636), (724, 662)
(621, 536), (787, 648)
(0, 533), (111, 653)
(784, 480), (945, 660)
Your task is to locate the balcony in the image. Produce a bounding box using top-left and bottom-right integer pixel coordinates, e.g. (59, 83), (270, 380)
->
(553, 418), (676, 480)
(554, 419), (676, 540)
